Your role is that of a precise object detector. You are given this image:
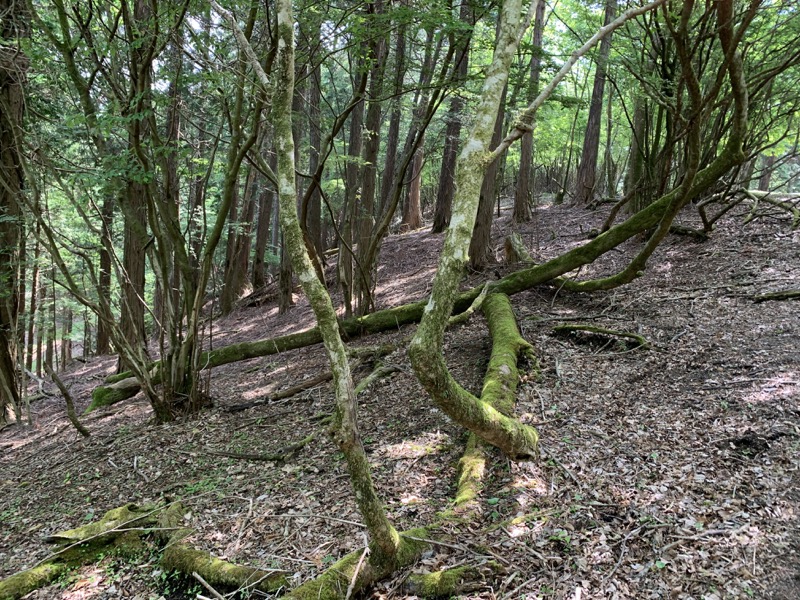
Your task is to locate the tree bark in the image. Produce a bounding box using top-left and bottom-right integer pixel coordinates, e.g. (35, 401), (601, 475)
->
(410, 0), (540, 459)
(401, 146), (425, 231)
(270, 0), (402, 567)
(575, 0), (616, 205)
(432, 1), (473, 233)
(252, 169), (275, 289)
(469, 81), (507, 271)
(0, 0), (27, 422)
(513, 0), (546, 222)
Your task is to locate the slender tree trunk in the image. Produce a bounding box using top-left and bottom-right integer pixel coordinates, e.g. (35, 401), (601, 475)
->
(356, 16), (388, 315)
(575, 0), (616, 205)
(410, 0), (540, 459)
(60, 309), (72, 370)
(338, 68), (365, 316)
(222, 167), (257, 312)
(35, 276), (44, 378)
(268, 0), (402, 565)
(469, 83), (507, 270)
(626, 97), (650, 212)
(26, 235), (39, 372)
(252, 172), (275, 289)
(758, 154), (776, 191)
(379, 22), (408, 214)
(513, 0), (545, 221)
(278, 233), (294, 314)
(425, 12), (472, 230)
(401, 147), (425, 231)
(96, 195), (114, 354)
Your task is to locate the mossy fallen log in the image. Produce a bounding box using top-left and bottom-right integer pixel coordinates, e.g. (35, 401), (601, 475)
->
(0, 504), (159, 600)
(156, 502), (289, 594)
(0, 502), (289, 599)
(0, 563), (67, 600)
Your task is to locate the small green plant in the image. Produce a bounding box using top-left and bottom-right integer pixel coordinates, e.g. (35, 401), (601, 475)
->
(549, 529), (572, 551)
(183, 477), (218, 494)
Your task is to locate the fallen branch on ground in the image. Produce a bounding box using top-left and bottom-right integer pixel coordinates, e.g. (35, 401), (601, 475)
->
(553, 324), (650, 349)
(753, 289), (800, 303)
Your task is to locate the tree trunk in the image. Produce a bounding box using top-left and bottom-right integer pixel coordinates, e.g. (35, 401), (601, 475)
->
(432, 1), (474, 233)
(574, 0), (616, 205)
(513, 0), (546, 222)
(401, 146), (424, 231)
(356, 18), (388, 315)
(252, 170), (275, 289)
(26, 234), (39, 372)
(469, 82), (507, 271)
(379, 22), (408, 214)
(338, 68), (365, 316)
(96, 194), (114, 354)
(60, 309), (72, 370)
(410, 0), (540, 459)
(267, 0), (403, 567)
(222, 167), (257, 312)
(0, 0), (27, 421)
(758, 154), (776, 192)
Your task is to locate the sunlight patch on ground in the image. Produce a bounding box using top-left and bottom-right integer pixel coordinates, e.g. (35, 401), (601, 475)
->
(382, 431), (450, 459)
(742, 371), (799, 404)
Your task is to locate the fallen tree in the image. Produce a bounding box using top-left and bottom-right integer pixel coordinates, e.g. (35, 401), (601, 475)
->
(0, 503), (287, 600)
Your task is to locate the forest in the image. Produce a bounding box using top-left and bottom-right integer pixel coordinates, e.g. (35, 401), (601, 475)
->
(1, 0), (799, 598)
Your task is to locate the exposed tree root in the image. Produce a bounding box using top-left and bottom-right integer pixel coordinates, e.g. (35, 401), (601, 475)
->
(554, 324), (650, 349)
(404, 562), (503, 598)
(284, 528), (431, 599)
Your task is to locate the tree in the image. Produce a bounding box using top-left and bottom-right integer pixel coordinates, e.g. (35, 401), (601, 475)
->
(513, 0), (546, 222)
(0, 0), (27, 423)
(574, 0), (616, 205)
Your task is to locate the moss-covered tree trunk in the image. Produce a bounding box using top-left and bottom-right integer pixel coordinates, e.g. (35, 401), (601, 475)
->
(409, 0), (540, 459)
(216, 0), (403, 571)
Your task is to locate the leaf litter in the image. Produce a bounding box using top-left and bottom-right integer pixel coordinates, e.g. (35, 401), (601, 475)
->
(1, 201), (798, 599)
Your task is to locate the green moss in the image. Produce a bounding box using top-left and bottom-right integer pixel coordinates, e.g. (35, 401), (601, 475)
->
(0, 563), (66, 600)
(84, 385), (139, 414)
(161, 544), (287, 593)
(47, 504), (157, 546)
(286, 527), (431, 600)
(404, 565), (477, 598)
(454, 435), (486, 508)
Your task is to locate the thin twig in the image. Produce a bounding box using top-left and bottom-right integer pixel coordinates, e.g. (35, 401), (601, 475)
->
(344, 535), (370, 600)
(192, 571), (225, 600)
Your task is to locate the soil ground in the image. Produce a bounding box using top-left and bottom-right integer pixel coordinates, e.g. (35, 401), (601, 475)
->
(1, 199), (798, 600)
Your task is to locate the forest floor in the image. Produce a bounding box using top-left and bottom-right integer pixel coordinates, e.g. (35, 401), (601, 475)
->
(1, 199), (798, 600)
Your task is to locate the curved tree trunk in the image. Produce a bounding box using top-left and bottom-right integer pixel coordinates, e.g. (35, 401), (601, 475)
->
(468, 81), (507, 271)
(410, 0), (540, 459)
(240, 0), (403, 569)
